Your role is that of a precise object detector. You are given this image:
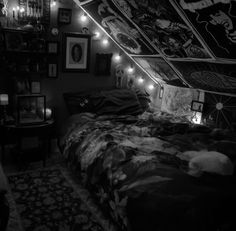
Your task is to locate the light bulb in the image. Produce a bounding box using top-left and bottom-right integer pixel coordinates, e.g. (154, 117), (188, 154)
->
(93, 31), (101, 39)
(137, 77), (144, 84)
(16, 6), (20, 10)
(148, 84), (155, 90)
(102, 38), (109, 46)
(80, 13), (88, 22)
(114, 54), (121, 62)
(20, 7), (25, 13)
(51, 1), (56, 7)
(127, 66), (134, 73)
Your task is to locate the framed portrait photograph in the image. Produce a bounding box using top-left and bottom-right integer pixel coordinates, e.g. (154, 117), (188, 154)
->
(48, 63), (58, 78)
(95, 53), (112, 76)
(47, 41), (59, 54)
(191, 100), (204, 112)
(58, 8), (72, 24)
(62, 33), (91, 72)
(31, 81), (41, 94)
(16, 95), (46, 125)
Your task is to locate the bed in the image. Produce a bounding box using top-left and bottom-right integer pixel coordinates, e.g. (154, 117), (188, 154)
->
(59, 88), (236, 231)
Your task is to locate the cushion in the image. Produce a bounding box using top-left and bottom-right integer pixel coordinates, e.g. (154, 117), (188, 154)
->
(63, 89), (144, 116)
(92, 89), (143, 115)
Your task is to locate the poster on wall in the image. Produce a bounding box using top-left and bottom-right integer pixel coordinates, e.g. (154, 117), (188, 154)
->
(82, 0), (157, 55)
(161, 84), (199, 118)
(133, 56), (186, 86)
(111, 0), (211, 59)
(172, 0), (236, 60)
(171, 60), (236, 94)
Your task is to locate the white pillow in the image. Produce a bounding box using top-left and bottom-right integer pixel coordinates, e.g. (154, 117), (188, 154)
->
(178, 150), (234, 177)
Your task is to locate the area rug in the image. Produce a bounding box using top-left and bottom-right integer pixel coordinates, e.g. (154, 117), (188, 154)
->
(6, 167), (114, 231)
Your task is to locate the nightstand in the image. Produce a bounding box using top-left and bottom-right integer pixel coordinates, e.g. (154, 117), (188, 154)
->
(0, 120), (55, 166)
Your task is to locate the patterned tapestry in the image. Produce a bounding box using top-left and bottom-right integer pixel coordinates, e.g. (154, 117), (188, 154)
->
(161, 84), (199, 117)
(112, 0), (211, 59)
(132, 56), (186, 86)
(172, 0), (236, 60)
(83, 0), (157, 55)
(171, 61), (236, 94)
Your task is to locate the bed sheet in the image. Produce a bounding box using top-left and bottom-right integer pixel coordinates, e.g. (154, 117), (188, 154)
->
(60, 112), (236, 231)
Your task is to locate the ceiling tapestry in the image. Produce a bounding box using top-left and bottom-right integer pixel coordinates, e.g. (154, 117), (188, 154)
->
(172, 0), (236, 60)
(83, 0), (157, 55)
(171, 61), (236, 94)
(132, 56), (186, 86)
(112, 0), (211, 59)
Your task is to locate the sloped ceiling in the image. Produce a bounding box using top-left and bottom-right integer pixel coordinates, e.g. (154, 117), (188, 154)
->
(74, 0), (236, 96)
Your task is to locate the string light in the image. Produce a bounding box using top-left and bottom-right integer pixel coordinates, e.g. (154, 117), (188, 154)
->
(137, 77), (144, 84)
(93, 31), (101, 39)
(114, 52), (122, 62)
(147, 84), (155, 91)
(80, 13), (88, 22)
(101, 38), (109, 46)
(127, 65), (134, 74)
(50, 0), (56, 7)
(19, 7), (25, 13)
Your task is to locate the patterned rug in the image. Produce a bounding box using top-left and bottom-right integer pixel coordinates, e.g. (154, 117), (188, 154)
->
(6, 167), (108, 231)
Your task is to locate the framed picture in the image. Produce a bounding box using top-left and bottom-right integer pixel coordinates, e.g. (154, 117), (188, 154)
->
(48, 63), (58, 78)
(31, 81), (41, 94)
(58, 8), (72, 24)
(47, 41), (59, 54)
(191, 100), (204, 112)
(95, 53), (112, 76)
(62, 33), (91, 72)
(16, 95), (46, 125)
(4, 30), (23, 51)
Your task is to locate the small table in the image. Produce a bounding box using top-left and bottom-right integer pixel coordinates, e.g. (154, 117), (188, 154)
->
(0, 120), (54, 166)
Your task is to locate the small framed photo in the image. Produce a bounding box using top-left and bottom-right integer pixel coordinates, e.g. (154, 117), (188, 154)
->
(48, 63), (58, 78)
(47, 41), (59, 54)
(31, 81), (41, 94)
(95, 53), (112, 76)
(16, 95), (46, 125)
(58, 8), (72, 24)
(191, 100), (204, 112)
(62, 33), (91, 72)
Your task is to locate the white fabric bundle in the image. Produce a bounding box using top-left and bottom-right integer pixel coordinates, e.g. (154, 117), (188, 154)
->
(178, 150), (234, 177)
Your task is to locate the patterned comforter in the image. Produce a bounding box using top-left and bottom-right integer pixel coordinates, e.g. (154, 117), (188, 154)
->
(60, 112), (236, 231)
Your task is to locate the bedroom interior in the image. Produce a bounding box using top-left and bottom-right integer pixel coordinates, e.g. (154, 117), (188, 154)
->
(0, 0), (236, 231)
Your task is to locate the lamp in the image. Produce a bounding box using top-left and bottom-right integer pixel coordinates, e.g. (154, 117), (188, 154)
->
(0, 94), (8, 125)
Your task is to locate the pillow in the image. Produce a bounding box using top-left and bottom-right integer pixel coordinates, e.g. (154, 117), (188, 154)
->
(63, 89), (143, 116)
(178, 150), (234, 177)
(63, 92), (95, 115)
(91, 89), (143, 115)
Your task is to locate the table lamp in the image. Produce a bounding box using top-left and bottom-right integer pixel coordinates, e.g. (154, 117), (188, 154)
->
(0, 94), (9, 125)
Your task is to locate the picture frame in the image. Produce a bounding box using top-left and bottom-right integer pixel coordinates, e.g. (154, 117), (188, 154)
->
(62, 33), (91, 72)
(95, 53), (112, 76)
(47, 41), (59, 54)
(48, 63), (58, 78)
(58, 8), (72, 24)
(31, 81), (41, 94)
(16, 95), (46, 125)
(191, 100), (204, 112)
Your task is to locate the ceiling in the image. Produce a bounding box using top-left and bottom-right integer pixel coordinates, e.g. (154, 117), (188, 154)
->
(74, 0), (236, 96)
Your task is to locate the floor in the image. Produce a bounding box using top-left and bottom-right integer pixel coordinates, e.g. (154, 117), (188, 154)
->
(1, 139), (63, 174)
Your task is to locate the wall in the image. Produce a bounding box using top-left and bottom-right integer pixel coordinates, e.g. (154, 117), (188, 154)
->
(0, 0), (160, 134)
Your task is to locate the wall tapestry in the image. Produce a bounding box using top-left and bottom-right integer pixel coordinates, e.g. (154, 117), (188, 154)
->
(161, 84), (199, 118)
(82, 0), (156, 55)
(111, 0), (210, 59)
(171, 60), (236, 94)
(202, 92), (236, 130)
(172, 0), (236, 60)
(133, 56), (186, 86)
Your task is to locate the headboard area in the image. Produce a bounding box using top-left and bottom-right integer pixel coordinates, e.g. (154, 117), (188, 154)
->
(63, 88), (151, 116)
